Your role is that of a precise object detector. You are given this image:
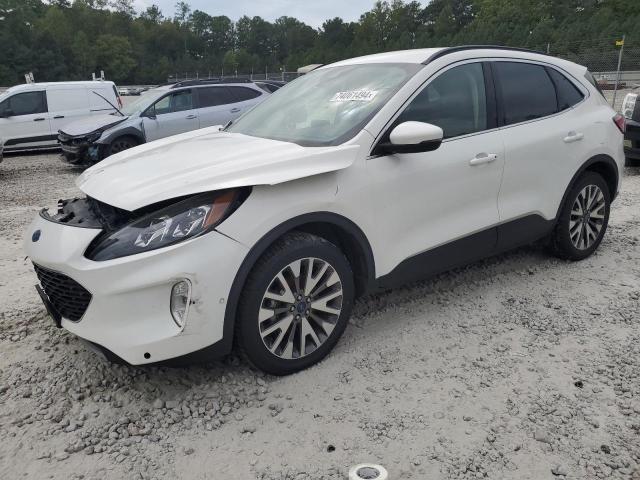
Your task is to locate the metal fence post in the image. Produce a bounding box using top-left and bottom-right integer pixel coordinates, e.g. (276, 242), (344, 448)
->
(612, 35), (625, 108)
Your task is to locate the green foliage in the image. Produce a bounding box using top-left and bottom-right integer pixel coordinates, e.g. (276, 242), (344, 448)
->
(0, 0), (639, 85)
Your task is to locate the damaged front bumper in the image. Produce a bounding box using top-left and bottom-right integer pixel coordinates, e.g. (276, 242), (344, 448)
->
(24, 197), (249, 365)
(58, 132), (102, 165)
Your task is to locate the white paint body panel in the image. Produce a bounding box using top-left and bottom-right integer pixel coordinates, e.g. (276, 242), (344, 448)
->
(24, 48), (625, 364)
(24, 213), (248, 364)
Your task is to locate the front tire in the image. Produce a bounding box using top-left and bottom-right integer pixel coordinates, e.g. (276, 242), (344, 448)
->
(548, 171), (611, 260)
(236, 232), (354, 375)
(106, 136), (138, 158)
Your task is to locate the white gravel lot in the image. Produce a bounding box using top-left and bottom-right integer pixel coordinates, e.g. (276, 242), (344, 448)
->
(1, 151), (640, 480)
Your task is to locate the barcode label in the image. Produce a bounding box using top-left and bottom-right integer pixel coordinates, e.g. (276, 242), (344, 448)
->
(330, 90), (377, 102)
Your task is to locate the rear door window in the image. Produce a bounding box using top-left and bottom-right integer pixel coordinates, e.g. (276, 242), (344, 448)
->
(197, 87), (234, 108)
(395, 62), (488, 139)
(1, 91), (47, 116)
(227, 87), (262, 102)
(546, 68), (584, 111)
(494, 62), (557, 126)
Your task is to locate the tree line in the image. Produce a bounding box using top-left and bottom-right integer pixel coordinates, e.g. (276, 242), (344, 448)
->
(0, 0), (638, 86)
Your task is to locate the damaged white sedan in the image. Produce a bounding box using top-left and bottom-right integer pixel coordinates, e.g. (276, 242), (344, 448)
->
(25, 47), (624, 375)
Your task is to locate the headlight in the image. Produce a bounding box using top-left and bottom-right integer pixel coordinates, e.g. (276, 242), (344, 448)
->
(72, 130), (101, 145)
(86, 190), (243, 261)
(86, 130), (102, 143)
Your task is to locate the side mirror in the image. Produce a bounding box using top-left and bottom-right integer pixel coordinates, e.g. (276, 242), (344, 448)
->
(376, 121), (444, 155)
(143, 107), (156, 120)
(0, 109), (14, 118)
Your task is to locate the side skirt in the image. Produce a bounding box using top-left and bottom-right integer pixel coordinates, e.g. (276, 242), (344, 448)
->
(375, 215), (554, 291)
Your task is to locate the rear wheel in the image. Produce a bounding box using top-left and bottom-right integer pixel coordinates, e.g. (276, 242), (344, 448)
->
(549, 172), (610, 260)
(106, 136), (138, 157)
(236, 232), (354, 375)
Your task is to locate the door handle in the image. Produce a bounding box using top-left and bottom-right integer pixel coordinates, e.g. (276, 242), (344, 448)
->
(469, 153), (498, 166)
(563, 131), (584, 143)
(185, 114), (197, 120)
(53, 115), (64, 119)
(33, 117), (45, 122)
(230, 108), (241, 113)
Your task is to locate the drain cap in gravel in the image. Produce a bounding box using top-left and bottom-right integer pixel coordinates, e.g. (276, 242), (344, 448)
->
(349, 464), (388, 480)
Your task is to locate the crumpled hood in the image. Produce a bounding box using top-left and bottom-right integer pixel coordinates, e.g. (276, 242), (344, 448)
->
(77, 126), (358, 211)
(59, 114), (128, 136)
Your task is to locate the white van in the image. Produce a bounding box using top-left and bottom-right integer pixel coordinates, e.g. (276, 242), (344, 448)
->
(0, 81), (121, 153)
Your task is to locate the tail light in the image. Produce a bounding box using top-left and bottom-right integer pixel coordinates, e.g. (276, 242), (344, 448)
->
(613, 113), (626, 133)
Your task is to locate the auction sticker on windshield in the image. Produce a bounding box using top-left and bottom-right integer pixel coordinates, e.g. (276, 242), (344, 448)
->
(330, 90), (377, 102)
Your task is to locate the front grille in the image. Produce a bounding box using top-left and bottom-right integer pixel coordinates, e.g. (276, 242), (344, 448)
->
(33, 264), (92, 322)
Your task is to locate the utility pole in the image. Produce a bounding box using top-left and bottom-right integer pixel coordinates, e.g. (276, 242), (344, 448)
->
(613, 34), (625, 109)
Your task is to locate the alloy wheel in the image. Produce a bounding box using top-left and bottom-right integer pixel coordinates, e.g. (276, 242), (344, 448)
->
(569, 184), (606, 250)
(258, 257), (343, 360)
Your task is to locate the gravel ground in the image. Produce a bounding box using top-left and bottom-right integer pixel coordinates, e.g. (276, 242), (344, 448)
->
(1, 151), (640, 480)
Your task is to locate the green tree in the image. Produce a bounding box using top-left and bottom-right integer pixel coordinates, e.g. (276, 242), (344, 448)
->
(94, 34), (136, 81)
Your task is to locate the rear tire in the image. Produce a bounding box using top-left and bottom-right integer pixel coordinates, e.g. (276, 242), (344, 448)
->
(548, 171), (610, 260)
(236, 232), (354, 375)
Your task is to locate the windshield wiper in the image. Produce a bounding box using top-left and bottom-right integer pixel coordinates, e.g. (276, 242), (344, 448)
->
(222, 120), (233, 131)
(92, 91), (125, 117)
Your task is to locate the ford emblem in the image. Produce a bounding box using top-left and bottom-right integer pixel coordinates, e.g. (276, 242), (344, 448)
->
(32, 230), (41, 242)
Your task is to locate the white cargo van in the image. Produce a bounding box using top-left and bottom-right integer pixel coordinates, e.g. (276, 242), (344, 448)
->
(0, 81), (121, 153)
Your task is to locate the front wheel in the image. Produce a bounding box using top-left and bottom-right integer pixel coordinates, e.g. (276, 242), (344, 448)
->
(548, 171), (611, 260)
(106, 136), (138, 158)
(236, 232), (354, 375)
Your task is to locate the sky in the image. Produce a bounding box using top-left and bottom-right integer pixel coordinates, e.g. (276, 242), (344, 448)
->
(132, 0), (400, 28)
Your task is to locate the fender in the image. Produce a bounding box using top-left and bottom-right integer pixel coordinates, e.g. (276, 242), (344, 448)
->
(555, 154), (619, 219)
(213, 212), (376, 357)
(98, 124), (146, 145)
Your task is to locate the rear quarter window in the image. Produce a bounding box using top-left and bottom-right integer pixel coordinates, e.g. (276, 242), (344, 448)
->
(585, 71), (606, 98)
(546, 68), (584, 110)
(227, 87), (262, 102)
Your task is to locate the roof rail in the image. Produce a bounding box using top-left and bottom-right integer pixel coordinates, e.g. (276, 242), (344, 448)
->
(171, 78), (254, 89)
(423, 45), (548, 65)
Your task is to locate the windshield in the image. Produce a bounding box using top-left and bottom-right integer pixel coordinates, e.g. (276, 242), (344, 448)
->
(228, 63), (421, 146)
(119, 89), (166, 116)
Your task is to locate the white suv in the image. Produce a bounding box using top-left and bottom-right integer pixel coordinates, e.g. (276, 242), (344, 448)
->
(25, 47), (625, 375)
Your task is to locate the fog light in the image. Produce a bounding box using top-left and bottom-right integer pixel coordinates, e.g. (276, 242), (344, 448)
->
(170, 280), (191, 328)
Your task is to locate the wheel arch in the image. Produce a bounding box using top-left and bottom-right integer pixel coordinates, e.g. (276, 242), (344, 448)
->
(219, 212), (376, 355)
(556, 154), (619, 219)
(99, 126), (145, 146)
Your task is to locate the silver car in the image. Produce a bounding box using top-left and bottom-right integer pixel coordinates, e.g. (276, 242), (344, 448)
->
(58, 80), (269, 165)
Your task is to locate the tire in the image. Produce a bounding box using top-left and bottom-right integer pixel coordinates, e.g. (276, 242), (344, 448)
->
(625, 157), (640, 167)
(236, 231), (355, 375)
(548, 171), (611, 261)
(106, 136), (138, 157)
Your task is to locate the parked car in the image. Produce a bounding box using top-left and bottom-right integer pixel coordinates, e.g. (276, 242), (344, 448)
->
(26, 46), (624, 375)
(57, 80), (269, 165)
(622, 92), (640, 166)
(0, 81), (121, 153)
